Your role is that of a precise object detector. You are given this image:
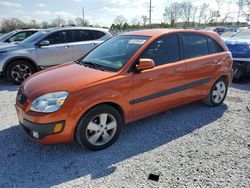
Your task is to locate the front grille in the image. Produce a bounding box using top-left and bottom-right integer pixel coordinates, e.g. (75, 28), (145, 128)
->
(17, 90), (27, 104)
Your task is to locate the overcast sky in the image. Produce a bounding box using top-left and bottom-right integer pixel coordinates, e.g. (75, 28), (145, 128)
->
(0, 0), (242, 27)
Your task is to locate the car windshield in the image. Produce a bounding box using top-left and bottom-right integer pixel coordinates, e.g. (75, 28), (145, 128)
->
(81, 35), (150, 72)
(0, 31), (17, 42)
(20, 30), (50, 44)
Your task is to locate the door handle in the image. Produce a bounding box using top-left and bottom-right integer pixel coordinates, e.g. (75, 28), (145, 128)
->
(174, 68), (184, 73)
(64, 45), (70, 48)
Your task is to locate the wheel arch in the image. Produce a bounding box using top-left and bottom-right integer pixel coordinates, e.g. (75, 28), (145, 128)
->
(73, 101), (125, 139)
(3, 56), (40, 78)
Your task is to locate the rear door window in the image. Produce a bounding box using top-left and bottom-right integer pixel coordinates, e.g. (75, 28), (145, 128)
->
(140, 34), (180, 66)
(182, 33), (209, 59)
(72, 30), (94, 42)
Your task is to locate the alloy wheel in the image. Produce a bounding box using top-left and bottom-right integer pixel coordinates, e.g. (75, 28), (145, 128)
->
(86, 113), (117, 146)
(212, 81), (226, 104)
(11, 64), (32, 82)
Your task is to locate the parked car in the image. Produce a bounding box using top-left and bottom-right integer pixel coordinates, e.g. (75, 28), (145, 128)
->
(0, 27), (112, 84)
(0, 29), (39, 44)
(16, 29), (233, 151)
(224, 36), (250, 80)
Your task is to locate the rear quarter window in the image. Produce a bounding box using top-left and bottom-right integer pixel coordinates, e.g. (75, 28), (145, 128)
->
(91, 30), (105, 39)
(207, 37), (224, 54)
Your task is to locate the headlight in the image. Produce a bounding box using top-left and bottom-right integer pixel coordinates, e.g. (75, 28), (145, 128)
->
(30, 91), (68, 113)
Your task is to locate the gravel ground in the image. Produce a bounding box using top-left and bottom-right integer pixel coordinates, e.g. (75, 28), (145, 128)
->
(0, 78), (249, 188)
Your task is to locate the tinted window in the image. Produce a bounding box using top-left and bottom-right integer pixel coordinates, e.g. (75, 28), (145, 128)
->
(182, 33), (208, 59)
(72, 30), (94, 42)
(140, 35), (180, 66)
(44, 31), (70, 45)
(207, 37), (224, 53)
(91, 30), (105, 39)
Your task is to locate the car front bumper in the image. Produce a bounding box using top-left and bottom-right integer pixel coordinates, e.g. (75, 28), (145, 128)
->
(15, 104), (76, 144)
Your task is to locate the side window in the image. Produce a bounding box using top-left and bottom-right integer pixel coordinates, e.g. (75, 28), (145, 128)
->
(140, 35), (180, 66)
(182, 33), (208, 59)
(44, 31), (70, 45)
(91, 30), (105, 39)
(72, 30), (94, 42)
(207, 37), (224, 54)
(10, 32), (26, 42)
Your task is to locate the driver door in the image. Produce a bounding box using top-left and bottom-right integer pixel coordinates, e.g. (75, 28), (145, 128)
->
(36, 30), (73, 67)
(131, 34), (187, 120)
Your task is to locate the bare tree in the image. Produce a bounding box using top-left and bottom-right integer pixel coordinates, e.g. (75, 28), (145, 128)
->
(215, 0), (225, 22)
(236, 0), (244, 22)
(141, 15), (148, 26)
(198, 3), (210, 25)
(1, 18), (25, 32)
(75, 17), (89, 26)
(131, 16), (141, 26)
(179, 1), (195, 27)
(67, 19), (75, 26)
(163, 2), (182, 26)
(114, 15), (127, 27)
(41, 21), (49, 28)
(221, 1), (232, 24)
(51, 17), (66, 27)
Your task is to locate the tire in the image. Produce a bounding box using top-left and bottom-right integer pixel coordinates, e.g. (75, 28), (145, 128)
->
(204, 77), (228, 107)
(75, 105), (123, 151)
(6, 60), (35, 85)
(233, 62), (245, 81)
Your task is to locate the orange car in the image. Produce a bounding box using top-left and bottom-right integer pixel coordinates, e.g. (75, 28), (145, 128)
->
(15, 29), (233, 150)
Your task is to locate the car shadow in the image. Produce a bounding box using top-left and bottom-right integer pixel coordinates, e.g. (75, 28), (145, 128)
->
(0, 102), (228, 187)
(231, 79), (250, 91)
(0, 77), (19, 91)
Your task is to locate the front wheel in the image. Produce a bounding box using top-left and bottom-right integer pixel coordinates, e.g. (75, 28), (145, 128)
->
(75, 105), (123, 151)
(6, 60), (35, 84)
(204, 78), (228, 107)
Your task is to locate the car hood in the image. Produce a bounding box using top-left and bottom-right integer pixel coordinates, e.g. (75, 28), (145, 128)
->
(223, 37), (250, 58)
(0, 43), (32, 51)
(22, 62), (116, 99)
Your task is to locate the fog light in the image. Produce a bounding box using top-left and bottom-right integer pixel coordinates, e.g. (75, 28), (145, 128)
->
(32, 131), (39, 139)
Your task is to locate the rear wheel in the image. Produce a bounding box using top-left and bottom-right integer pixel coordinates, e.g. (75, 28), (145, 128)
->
(6, 60), (35, 84)
(75, 105), (123, 151)
(204, 78), (228, 107)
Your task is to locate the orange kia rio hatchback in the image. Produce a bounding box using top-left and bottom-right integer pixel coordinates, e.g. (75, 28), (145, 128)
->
(15, 29), (233, 150)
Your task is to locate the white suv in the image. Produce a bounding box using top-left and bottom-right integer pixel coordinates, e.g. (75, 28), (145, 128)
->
(0, 27), (112, 84)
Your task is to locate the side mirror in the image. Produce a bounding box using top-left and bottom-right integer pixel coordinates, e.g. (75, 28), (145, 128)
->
(39, 40), (50, 47)
(136, 58), (155, 71)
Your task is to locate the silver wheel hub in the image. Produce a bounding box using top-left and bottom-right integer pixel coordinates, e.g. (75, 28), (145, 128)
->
(86, 113), (117, 146)
(212, 81), (226, 104)
(11, 64), (32, 82)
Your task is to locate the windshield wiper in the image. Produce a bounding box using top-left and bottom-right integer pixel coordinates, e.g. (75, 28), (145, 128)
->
(79, 61), (105, 71)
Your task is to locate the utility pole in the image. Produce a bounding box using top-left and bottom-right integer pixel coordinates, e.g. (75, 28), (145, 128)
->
(58, 15), (61, 27)
(149, 0), (152, 25)
(82, 7), (85, 22)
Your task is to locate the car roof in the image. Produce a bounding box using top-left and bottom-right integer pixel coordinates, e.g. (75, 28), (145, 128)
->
(43, 27), (110, 33)
(121, 29), (218, 37)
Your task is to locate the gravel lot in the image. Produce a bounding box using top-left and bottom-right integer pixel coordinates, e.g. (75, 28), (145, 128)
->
(0, 78), (249, 188)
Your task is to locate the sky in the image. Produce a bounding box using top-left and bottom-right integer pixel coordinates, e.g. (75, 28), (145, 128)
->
(0, 0), (243, 27)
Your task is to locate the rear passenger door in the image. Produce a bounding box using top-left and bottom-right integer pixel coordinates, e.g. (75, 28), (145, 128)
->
(70, 30), (106, 60)
(132, 34), (187, 120)
(181, 32), (224, 99)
